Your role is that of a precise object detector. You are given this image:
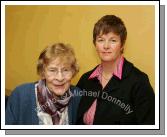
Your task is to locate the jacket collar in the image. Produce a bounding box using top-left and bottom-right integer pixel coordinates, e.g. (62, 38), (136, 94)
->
(87, 58), (134, 92)
(88, 56), (125, 81)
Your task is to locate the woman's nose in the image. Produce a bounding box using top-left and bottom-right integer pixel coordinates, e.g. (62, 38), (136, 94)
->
(56, 71), (64, 81)
(103, 41), (110, 49)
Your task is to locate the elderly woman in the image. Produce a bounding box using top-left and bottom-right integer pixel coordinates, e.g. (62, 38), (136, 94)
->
(76, 15), (155, 125)
(6, 43), (81, 125)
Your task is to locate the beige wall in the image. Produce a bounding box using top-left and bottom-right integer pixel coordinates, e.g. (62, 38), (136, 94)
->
(5, 5), (155, 95)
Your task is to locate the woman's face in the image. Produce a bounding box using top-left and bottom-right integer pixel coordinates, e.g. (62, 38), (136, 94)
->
(43, 58), (73, 96)
(95, 32), (123, 62)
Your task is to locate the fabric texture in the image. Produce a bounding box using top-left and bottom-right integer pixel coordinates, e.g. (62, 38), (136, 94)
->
(76, 58), (155, 125)
(5, 83), (81, 125)
(84, 56), (124, 124)
(37, 80), (72, 124)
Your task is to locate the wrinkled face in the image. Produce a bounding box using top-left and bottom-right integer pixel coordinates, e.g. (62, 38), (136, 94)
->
(95, 32), (123, 62)
(43, 58), (73, 96)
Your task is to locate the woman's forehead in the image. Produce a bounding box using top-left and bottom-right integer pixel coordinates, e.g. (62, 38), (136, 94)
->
(47, 58), (72, 68)
(97, 31), (120, 38)
(98, 26), (120, 35)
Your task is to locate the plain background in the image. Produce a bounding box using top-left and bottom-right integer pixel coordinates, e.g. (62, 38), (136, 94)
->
(5, 5), (155, 95)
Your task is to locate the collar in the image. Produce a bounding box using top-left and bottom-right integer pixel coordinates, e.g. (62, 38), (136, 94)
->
(88, 56), (124, 80)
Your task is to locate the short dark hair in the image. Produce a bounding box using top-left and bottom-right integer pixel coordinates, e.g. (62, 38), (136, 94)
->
(93, 15), (127, 46)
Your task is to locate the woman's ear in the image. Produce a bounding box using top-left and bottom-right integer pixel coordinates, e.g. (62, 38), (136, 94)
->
(120, 46), (124, 54)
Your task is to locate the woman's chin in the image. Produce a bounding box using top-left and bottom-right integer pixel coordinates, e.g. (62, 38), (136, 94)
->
(52, 88), (66, 96)
(101, 58), (114, 62)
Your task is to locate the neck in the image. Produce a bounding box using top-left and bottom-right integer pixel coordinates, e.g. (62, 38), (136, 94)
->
(101, 55), (122, 75)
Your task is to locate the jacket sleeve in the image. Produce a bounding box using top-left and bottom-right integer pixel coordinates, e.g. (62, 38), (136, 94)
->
(5, 87), (20, 125)
(132, 74), (155, 124)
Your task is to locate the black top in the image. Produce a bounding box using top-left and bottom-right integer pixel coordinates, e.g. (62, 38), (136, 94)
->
(76, 59), (155, 125)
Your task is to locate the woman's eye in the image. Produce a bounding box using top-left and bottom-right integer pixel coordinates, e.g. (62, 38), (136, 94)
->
(97, 39), (104, 42)
(64, 69), (69, 72)
(111, 39), (116, 42)
(49, 69), (56, 72)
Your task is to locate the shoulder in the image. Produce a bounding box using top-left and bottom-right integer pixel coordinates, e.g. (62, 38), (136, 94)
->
(70, 85), (81, 93)
(70, 85), (82, 98)
(124, 59), (154, 92)
(124, 59), (149, 81)
(6, 82), (36, 111)
(76, 66), (98, 89)
(14, 82), (35, 90)
(77, 66), (98, 81)
(123, 59), (154, 100)
(9, 82), (35, 98)
(132, 65), (148, 79)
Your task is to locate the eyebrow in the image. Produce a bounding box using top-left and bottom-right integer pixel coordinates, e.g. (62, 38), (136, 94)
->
(96, 36), (117, 39)
(47, 66), (70, 69)
(47, 67), (57, 69)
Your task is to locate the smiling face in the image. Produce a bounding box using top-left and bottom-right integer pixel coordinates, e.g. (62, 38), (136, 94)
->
(43, 57), (73, 96)
(95, 32), (123, 62)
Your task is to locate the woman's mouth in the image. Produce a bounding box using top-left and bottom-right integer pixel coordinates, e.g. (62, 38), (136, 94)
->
(102, 52), (112, 55)
(54, 84), (65, 88)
